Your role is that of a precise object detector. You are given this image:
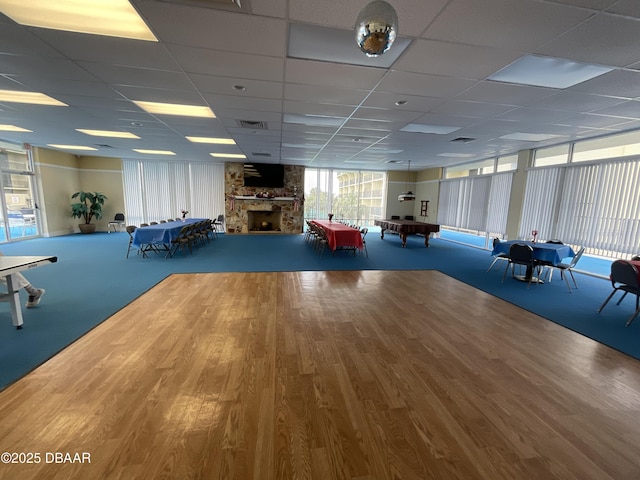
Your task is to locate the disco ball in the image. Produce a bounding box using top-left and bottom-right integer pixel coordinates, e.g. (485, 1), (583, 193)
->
(355, 1), (398, 57)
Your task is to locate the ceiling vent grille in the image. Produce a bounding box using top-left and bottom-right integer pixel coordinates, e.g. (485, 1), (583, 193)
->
(238, 120), (267, 129)
(252, 152), (271, 157)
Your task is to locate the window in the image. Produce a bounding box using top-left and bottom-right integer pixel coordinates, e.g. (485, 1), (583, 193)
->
(123, 160), (225, 225)
(572, 130), (640, 163)
(533, 144), (570, 167)
(304, 168), (386, 226)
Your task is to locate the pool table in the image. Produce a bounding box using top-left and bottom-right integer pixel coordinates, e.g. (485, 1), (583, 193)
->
(374, 219), (440, 247)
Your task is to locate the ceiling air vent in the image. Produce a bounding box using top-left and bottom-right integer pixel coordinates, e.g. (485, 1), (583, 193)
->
(238, 120), (267, 129)
(252, 152), (271, 157)
(451, 137), (476, 144)
(94, 144), (114, 148)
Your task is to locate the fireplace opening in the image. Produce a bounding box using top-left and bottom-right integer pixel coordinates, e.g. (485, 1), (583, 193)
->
(248, 211), (282, 232)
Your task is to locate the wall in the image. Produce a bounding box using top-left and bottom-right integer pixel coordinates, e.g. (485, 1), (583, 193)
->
(415, 168), (441, 223)
(33, 148), (124, 236)
(385, 170), (417, 219)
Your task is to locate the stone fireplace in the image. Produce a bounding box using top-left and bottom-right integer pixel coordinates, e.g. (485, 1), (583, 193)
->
(248, 210), (282, 232)
(224, 163), (304, 234)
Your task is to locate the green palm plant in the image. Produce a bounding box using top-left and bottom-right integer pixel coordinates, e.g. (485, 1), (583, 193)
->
(71, 191), (108, 224)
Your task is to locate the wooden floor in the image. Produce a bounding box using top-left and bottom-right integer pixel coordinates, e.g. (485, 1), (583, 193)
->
(1, 270), (640, 479)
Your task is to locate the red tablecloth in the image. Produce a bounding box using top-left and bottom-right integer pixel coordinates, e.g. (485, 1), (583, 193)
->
(313, 220), (363, 251)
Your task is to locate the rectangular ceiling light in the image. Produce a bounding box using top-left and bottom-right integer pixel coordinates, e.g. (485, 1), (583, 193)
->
(0, 124), (32, 132)
(0, 89), (67, 106)
(48, 144), (97, 150)
(488, 54), (614, 89)
(400, 124), (461, 134)
(0, 0), (157, 41)
(283, 113), (345, 127)
(499, 133), (563, 142)
(133, 101), (215, 118)
(133, 149), (176, 155)
(436, 153), (475, 158)
(76, 129), (140, 139)
(186, 136), (235, 144)
(210, 153), (246, 159)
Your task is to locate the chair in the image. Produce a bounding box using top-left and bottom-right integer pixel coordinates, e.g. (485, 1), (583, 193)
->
(404, 215), (414, 220)
(487, 238), (509, 272)
(544, 246), (585, 292)
(502, 243), (542, 288)
(391, 215), (400, 220)
(108, 213), (126, 233)
(213, 214), (225, 232)
(360, 227), (368, 257)
(598, 260), (640, 326)
(125, 225), (138, 258)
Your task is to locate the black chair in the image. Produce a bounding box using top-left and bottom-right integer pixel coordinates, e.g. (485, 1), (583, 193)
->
(391, 215), (400, 220)
(360, 227), (368, 257)
(598, 260), (640, 326)
(544, 246), (585, 292)
(487, 238), (509, 272)
(108, 213), (126, 233)
(404, 215), (414, 220)
(125, 225), (138, 258)
(213, 214), (225, 232)
(502, 243), (542, 288)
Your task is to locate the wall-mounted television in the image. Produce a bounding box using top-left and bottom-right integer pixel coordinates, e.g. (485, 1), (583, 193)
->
(243, 163), (285, 188)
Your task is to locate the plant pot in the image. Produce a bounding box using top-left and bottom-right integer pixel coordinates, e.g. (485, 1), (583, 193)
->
(78, 223), (96, 234)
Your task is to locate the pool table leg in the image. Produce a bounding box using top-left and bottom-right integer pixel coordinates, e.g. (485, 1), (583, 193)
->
(424, 234), (430, 247)
(400, 233), (408, 247)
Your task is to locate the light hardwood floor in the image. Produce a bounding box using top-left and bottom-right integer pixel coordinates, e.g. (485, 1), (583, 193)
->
(1, 270), (640, 479)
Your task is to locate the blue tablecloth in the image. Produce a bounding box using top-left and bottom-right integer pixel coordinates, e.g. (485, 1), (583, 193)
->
(132, 218), (207, 248)
(492, 240), (575, 265)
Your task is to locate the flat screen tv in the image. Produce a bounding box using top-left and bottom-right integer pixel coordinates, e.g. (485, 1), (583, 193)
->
(243, 163), (285, 188)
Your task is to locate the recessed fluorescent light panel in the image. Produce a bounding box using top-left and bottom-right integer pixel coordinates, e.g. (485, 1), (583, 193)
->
(283, 114), (345, 127)
(133, 149), (176, 155)
(0, 124), (32, 132)
(133, 101), (215, 118)
(0, 89), (67, 106)
(400, 124), (461, 134)
(0, 0), (157, 41)
(499, 133), (563, 142)
(47, 144), (97, 151)
(488, 55), (614, 89)
(210, 153), (246, 158)
(76, 129), (140, 139)
(186, 137), (235, 144)
(436, 153), (475, 158)
(288, 23), (411, 69)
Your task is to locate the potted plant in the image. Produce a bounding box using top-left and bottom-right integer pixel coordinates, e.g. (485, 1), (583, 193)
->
(71, 191), (108, 234)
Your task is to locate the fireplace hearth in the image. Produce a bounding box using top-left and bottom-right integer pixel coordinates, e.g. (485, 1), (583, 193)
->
(248, 211), (282, 232)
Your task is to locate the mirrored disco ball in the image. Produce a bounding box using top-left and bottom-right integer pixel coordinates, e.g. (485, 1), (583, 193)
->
(355, 0), (398, 57)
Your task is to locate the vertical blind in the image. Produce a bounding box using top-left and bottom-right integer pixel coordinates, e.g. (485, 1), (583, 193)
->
(438, 173), (512, 235)
(520, 159), (640, 256)
(123, 160), (225, 226)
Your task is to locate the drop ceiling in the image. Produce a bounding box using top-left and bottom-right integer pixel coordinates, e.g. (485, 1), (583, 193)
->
(2, 0), (640, 171)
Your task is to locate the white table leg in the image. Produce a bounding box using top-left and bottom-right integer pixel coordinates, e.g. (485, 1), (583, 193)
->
(6, 274), (23, 329)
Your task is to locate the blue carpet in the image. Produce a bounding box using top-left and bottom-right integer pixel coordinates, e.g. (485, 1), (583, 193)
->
(0, 230), (636, 390)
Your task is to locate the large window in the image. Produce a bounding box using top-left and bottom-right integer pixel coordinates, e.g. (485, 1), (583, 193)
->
(123, 160), (225, 225)
(520, 159), (640, 257)
(437, 172), (513, 246)
(0, 141), (39, 242)
(304, 168), (386, 226)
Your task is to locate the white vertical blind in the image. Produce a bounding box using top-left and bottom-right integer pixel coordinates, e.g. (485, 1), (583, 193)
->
(486, 173), (513, 234)
(122, 160), (225, 225)
(522, 158), (640, 256)
(437, 175), (497, 232)
(519, 167), (564, 240)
